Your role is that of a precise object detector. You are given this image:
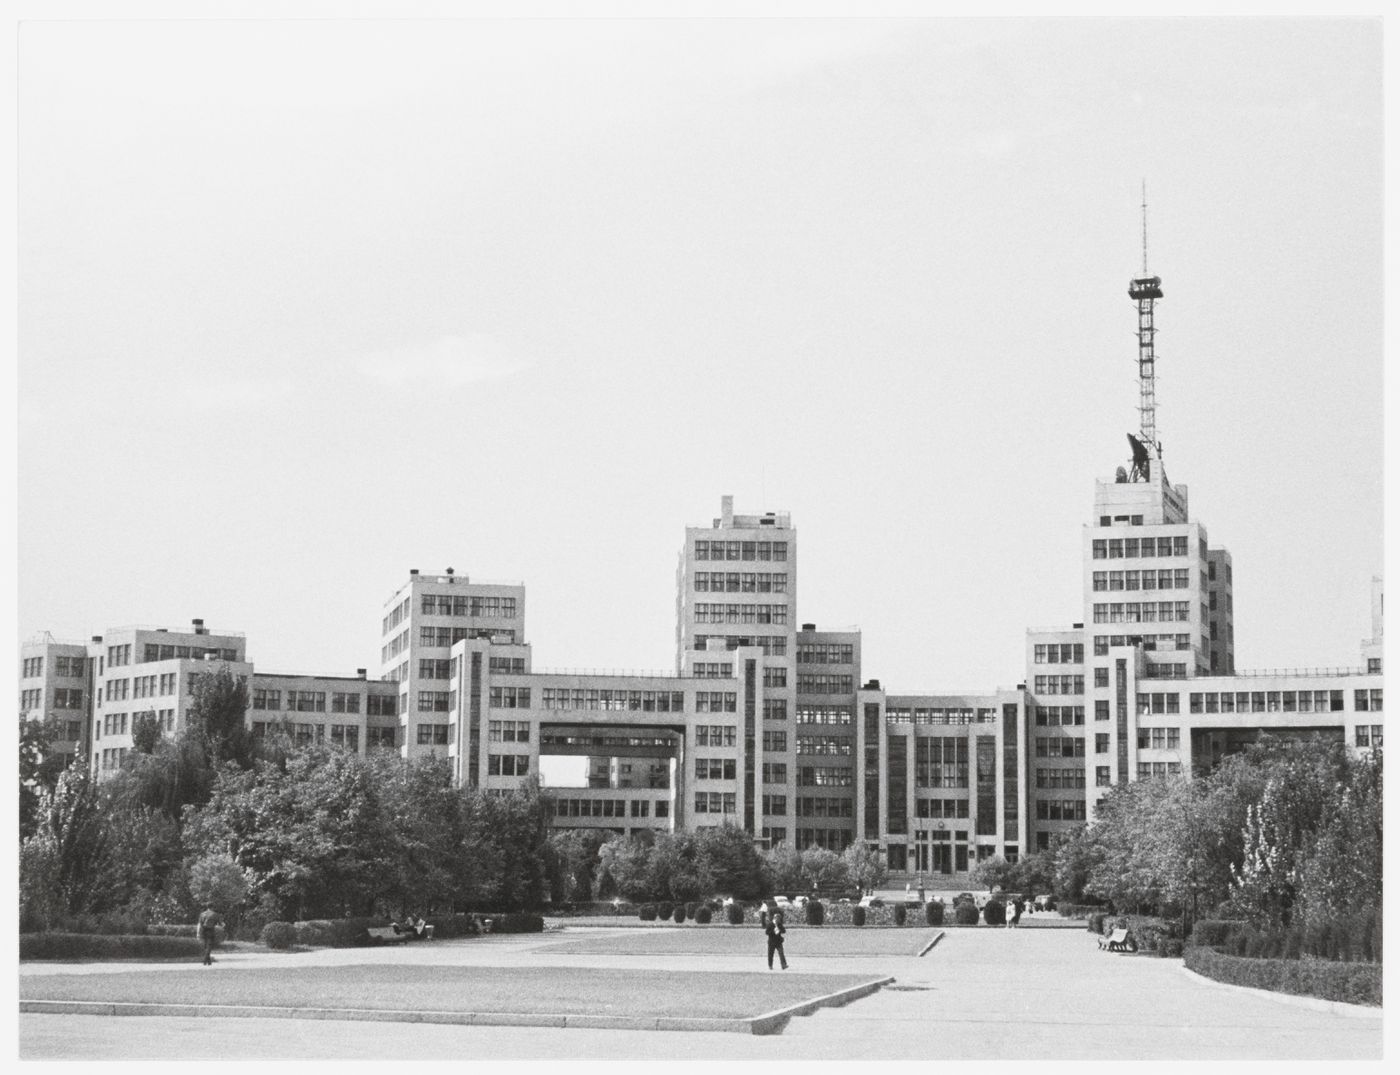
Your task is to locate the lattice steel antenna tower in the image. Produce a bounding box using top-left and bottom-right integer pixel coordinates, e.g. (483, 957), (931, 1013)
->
(1127, 181), (1163, 481)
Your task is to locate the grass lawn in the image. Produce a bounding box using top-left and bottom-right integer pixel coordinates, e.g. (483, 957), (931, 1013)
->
(541, 927), (936, 958)
(19, 965), (878, 1021)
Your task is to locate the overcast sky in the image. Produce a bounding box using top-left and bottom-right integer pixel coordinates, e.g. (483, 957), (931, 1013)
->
(16, 14), (1384, 692)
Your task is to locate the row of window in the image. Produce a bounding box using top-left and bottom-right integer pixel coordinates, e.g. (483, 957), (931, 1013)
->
(1033, 643), (1084, 665)
(796, 705), (852, 725)
(248, 720), (365, 749)
(20, 687), (86, 711)
(140, 643), (238, 664)
(695, 725), (738, 747)
(692, 662), (733, 678)
(1036, 799), (1088, 821)
(1136, 762), (1183, 780)
(885, 708), (996, 726)
(795, 829), (854, 851)
(540, 688), (688, 713)
(798, 735), (852, 757)
(1183, 689), (1358, 715)
(489, 686), (531, 709)
(764, 668), (787, 688)
(1035, 737), (1086, 758)
(420, 595), (518, 618)
(1093, 569), (1193, 592)
(488, 720), (530, 743)
(107, 644), (132, 667)
(1034, 675), (1085, 696)
(797, 643), (854, 665)
(1092, 535), (1190, 559)
(693, 539), (789, 562)
(418, 626), (518, 648)
(764, 700), (788, 721)
(693, 572), (789, 593)
(487, 753), (529, 775)
(1036, 768), (1087, 789)
(762, 762), (788, 783)
(1092, 602), (1194, 624)
(694, 792), (737, 814)
(99, 747), (129, 770)
(418, 691), (452, 712)
(1137, 727), (1182, 750)
(553, 797), (664, 819)
(798, 765), (853, 787)
(693, 603), (789, 625)
(762, 793), (788, 815)
(797, 674), (853, 694)
(382, 631), (410, 663)
(796, 796), (853, 818)
(1035, 705), (1084, 727)
(21, 657), (44, 678)
(1094, 634), (1192, 654)
(696, 758), (737, 780)
(762, 731), (787, 752)
(1355, 725), (1383, 747)
(693, 635), (788, 657)
(915, 797), (970, 819)
(419, 659), (453, 680)
(382, 596), (410, 636)
(490, 657), (527, 674)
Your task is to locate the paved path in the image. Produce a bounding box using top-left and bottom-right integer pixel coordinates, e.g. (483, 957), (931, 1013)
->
(19, 925), (1381, 1060)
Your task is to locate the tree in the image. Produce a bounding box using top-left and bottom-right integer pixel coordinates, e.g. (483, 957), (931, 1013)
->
(971, 854), (1016, 893)
(761, 844), (804, 895)
(186, 665), (254, 771)
(841, 841), (889, 896)
(596, 835), (656, 902)
(187, 852), (251, 929)
(799, 847), (849, 891)
(19, 760), (112, 924)
(131, 710), (162, 754)
(693, 825), (767, 899)
(20, 714), (71, 839)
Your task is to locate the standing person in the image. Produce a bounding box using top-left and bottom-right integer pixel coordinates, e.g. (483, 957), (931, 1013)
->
(197, 906), (223, 966)
(1012, 895), (1025, 928)
(765, 909), (789, 970)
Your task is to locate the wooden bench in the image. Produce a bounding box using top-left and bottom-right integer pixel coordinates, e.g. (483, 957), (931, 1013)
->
(1099, 927), (1134, 952)
(367, 926), (409, 944)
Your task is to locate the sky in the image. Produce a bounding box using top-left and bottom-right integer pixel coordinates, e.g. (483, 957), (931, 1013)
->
(14, 12), (1385, 695)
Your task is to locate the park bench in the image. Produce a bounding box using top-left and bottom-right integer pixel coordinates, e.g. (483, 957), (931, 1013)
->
(368, 926), (409, 944)
(1099, 927), (1135, 952)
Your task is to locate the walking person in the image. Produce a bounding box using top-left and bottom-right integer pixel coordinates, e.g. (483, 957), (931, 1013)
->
(764, 908), (789, 970)
(197, 905), (224, 966)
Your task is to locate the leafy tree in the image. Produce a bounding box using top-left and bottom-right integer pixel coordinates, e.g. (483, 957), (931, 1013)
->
(186, 665), (254, 771)
(761, 844), (804, 895)
(971, 854), (1016, 893)
(187, 852), (251, 928)
(19, 760), (112, 923)
(1292, 750), (1382, 924)
(131, 710), (162, 755)
(20, 714), (71, 839)
(693, 824), (766, 900)
(458, 775), (552, 910)
(596, 835), (656, 902)
(799, 847), (849, 892)
(546, 829), (611, 903)
(841, 841), (889, 896)
(370, 751), (469, 913)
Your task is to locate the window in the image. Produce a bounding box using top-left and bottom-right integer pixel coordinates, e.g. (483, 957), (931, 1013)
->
(762, 762), (788, 783)
(1096, 766), (1112, 787)
(488, 686), (531, 709)
(487, 753), (529, 775)
(1092, 539), (1107, 559)
(762, 794), (788, 816)
(763, 699), (788, 721)
(1095, 733), (1110, 754)
(1094, 668), (1109, 688)
(762, 730), (788, 752)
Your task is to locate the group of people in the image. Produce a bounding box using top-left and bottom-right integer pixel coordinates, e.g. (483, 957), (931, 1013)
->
(1004, 894), (1027, 927)
(393, 913), (432, 939)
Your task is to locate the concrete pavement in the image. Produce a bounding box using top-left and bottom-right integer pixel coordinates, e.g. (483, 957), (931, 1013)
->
(19, 923), (1382, 1060)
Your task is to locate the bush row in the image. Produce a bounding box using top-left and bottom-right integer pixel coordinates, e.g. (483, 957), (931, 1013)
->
(1184, 945), (1381, 1006)
(1190, 912), (1381, 964)
(20, 932), (204, 962)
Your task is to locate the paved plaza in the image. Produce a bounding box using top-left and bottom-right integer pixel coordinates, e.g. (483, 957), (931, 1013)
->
(19, 923), (1383, 1060)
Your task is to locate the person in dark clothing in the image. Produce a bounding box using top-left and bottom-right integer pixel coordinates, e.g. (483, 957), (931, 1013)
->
(197, 907), (223, 966)
(764, 909), (789, 970)
(1011, 895), (1025, 928)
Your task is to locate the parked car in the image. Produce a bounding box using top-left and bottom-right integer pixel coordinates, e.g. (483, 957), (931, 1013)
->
(1034, 894), (1057, 911)
(858, 895), (886, 908)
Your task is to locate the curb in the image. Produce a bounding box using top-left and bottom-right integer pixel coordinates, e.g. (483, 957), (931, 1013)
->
(22, 978), (896, 1035)
(917, 931), (946, 956)
(1176, 966), (1383, 1019)
(748, 976), (895, 1035)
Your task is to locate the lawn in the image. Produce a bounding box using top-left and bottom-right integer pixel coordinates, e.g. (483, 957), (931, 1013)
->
(19, 965), (878, 1022)
(540, 927), (937, 958)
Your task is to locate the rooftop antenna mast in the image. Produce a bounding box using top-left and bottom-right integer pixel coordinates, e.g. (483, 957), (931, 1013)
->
(1127, 180), (1163, 480)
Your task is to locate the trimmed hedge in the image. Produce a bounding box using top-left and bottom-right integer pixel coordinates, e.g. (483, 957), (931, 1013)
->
(1087, 912), (1111, 935)
(672, 905), (686, 924)
(425, 914), (482, 939)
(261, 922), (296, 950)
(954, 902), (980, 926)
(984, 900), (1007, 927)
(805, 900), (825, 926)
(726, 903), (745, 925)
(1185, 945), (1381, 1006)
(694, 906), (712, 924)
(925, 901), (944, 926)
(851, 906), (866, 927)
(488, 913), (544, 934)
(639, 904), (657, 921)
(20, 932), (203, 962)
(657, 902), (674, 921)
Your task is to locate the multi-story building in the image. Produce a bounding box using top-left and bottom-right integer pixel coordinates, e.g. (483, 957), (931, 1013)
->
(19, 255), (1382, 887)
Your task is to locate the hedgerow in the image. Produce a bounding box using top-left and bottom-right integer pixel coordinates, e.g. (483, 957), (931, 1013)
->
(1184, 945), (1380, 1006)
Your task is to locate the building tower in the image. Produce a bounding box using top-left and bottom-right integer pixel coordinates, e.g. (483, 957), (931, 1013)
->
(1128, 182), (1164, 479)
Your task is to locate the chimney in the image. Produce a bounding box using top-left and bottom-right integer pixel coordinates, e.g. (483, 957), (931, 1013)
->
(409, 568), (419, 576)
(357, 668), (367, 679)
(192, 618), (205, 635)
(802, 623), (816, 632)
(864, 679), (881, 691)
(91, 635), (102, 643)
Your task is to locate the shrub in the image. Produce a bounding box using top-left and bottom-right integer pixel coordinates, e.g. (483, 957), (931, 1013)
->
(1191, 919), (1241, 948)
(804, 900), (825, 926)
(1158, 939), (1184, 958)
(954, 902), (980, 926)
(984, 900), (1007, 927)
(694, 906), (712, 924)
(491, 913), (544, 934)
(657, 902), (674, 921)
(261, 922), (295, 950)
(1185, 945), (1381, 1006)
(672, 905), (686, 924)
(639, 904), (657, 921)
(684, 902), (700, 920)
(892, 903), (907, 927)
(851, 906), (866, 927)
(20, 933), (202, 962)
(925, 901), (944, 926)
(293, 919), (335, 947)
(425, 914), (480, 939)
(726, 903), (744, 926)
(1088, 912), (1110, 935)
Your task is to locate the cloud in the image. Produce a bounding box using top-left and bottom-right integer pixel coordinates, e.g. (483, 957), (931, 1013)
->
(355, 333), (530, 388)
